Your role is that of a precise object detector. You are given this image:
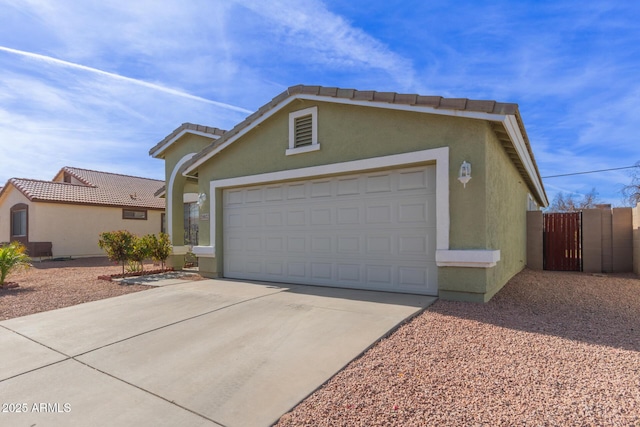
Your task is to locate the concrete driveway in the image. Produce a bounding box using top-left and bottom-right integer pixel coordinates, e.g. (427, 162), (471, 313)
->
(0, 278), (435, 427)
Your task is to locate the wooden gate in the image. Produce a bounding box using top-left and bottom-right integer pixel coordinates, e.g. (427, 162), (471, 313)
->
(543, 212), (582, 271)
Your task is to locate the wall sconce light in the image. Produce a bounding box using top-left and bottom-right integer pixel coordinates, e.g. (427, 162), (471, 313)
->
(458, 161), (472, 188)
(197, 192), (207, 209)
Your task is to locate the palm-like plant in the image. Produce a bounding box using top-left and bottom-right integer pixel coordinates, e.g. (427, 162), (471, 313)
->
(0, 242), (32, 288)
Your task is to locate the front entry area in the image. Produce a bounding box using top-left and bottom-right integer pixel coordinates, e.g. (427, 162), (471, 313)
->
(222, 165), (438, 295)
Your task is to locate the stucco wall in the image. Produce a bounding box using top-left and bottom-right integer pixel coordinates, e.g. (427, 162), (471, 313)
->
(440, 124), (530, 301)
(30, 203), (163, 257)
(484, 126), (529, 297)
(1, 186), (163, 257)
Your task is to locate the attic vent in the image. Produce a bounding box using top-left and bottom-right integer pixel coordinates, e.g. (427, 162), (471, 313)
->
(294, 114), (313, 147)
(287, 106), (319, 156)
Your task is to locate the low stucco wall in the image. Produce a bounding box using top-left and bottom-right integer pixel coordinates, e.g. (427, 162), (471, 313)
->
(633, 203), (639, 275)
(612, 208), (633, 273)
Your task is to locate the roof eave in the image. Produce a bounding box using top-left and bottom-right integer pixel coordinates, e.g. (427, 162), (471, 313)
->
(149, 123), (225, 159)
(179, 85), (547, 206)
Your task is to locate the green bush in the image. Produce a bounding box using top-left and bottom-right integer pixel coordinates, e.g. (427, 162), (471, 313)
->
(98, 230), (134, 275)
(146, 233), (171, 271)
(129, 235), (151, 272)
(0, 242), (32, 287)
(99, 231), (172, 275)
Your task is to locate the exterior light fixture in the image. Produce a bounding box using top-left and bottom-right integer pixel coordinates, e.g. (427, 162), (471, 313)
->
(197, 192), (207, 209)
(458, 161), (471, 188)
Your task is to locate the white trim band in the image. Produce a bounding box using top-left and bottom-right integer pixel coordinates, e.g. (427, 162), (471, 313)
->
(171, 245), (190, 255)
(192, 245), (215, 257)
(435, 250), (501, 268)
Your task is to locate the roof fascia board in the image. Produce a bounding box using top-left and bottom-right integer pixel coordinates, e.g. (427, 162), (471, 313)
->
(502, 115), (548, 206)
(151, 129), (221, 159)
(295, 94), (508, 122)
(182, 94), (545, 207)
(182, 94), (505, 176)
(184, 96), (298, 174)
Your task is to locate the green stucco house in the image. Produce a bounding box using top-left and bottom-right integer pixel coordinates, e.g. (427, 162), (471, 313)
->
(150, 85), (548, 302)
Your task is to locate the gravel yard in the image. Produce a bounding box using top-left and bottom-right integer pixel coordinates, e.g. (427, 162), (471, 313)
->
(0, 257), (151, 321)
(277, 269), (640, 427)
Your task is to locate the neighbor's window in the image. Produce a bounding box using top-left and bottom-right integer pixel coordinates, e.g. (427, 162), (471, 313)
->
(286, 106), (319, 155)
(123, 209), (147, 220)
(161, 213), (166, 234)
(11, 209), (27, 236)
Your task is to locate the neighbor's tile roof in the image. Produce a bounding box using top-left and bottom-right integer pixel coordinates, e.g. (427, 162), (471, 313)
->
(4, 167), (165, 209)
(149, 122), (226, 158)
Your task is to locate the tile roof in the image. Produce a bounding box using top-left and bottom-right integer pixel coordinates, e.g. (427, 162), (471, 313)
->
(149, 122), (226, 158)
(181, 85), (525, 173)
(2, 167), (165, 209)
(175, 84), (546, 206)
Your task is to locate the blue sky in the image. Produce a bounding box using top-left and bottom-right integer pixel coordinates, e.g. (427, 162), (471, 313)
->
(0, 0), (638, 206)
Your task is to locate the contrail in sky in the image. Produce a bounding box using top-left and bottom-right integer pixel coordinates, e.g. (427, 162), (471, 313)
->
(0, 46), (252, 114)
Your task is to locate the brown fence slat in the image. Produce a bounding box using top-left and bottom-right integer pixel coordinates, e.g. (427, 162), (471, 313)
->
(543, 212), (582, 271)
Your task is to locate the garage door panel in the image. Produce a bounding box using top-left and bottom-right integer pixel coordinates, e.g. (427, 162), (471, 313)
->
(337, 206), (360, 224)
(337, 177), (359, 195)
(310, 208), (332, 225)
(223, 166), (438, 295)
(366, 204), (392, 223)
(311, 263), (333, 280)
(337, 264), (360, 282)
(366, 264), (393, 285)
(287, 183), (306, 199)
(365, 173), (392, 193)
(311, 236), (332, 252)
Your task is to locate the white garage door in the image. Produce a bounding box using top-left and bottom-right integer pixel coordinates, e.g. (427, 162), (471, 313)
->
(222, 165), (438, 295)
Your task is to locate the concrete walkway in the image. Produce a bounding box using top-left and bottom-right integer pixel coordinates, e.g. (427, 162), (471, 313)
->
(0, 278), (435, 427)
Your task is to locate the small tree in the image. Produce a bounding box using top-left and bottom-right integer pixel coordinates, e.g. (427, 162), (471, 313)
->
(129, 235), (151, 272)
(621, 161), (640, 206)
(547, 188), (600, 212)
(98, 230), (134, 275)
(146, 233), (172, 271)
(0, 242), (32, 288)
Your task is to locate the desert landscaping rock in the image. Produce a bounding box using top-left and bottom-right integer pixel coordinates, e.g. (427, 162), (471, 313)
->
(0, 257), (151, 320)
(276, 269), (640, 426)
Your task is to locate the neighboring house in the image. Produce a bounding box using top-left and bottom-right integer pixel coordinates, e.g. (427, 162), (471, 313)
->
(0, 167), (165, 258)
(150, 85), (549, 302)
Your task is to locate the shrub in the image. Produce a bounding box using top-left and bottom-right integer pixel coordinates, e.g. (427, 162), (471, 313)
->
(98, 230), (134, 275)
(129, 235), (151, 272)
(146, 232), (172, 271)
(99, 231), (172, 275)
(0, 242), (32, 287)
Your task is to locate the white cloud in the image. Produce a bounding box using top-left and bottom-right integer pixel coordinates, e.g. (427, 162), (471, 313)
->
(0, 46), (252, 114)
(233, 0), (416, 89)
